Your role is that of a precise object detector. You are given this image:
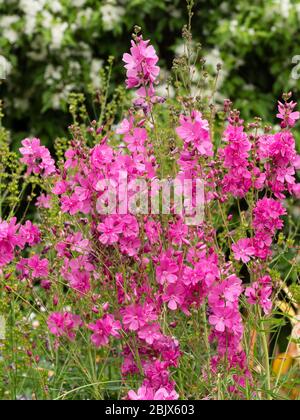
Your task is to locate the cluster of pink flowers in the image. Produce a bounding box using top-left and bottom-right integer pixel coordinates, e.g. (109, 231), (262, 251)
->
(2, 32), (298, 400)
(61, 255), (94, 294)
(220, 119), (265, 198)
(208, 274), (251, 388)
(277, 99), (300, 128)
(0, 218), (41, 268)
(88, 314), (122, 347)
(121, 302), (180, 400)
(123, 36), (162, 112)
(47, 312), (82, 341)
(17, 255), (49, 280)
(20, 138), (56, 177)
(253, 198), (287, 259)
(245, 275), (273, 315)
(176, 110), (213, 158)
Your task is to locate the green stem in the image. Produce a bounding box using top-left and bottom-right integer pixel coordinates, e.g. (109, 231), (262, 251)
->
(260, 312), (272, 400)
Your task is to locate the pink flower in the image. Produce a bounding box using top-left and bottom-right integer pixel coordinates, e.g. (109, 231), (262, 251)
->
(36, 193), (52, 209)
(121, 303), (157, 332)
(208, 275), (243, 308)
(116, 116), (134, 135)
(232, 238), (255, 264)
(162, 282), (186, 311)
(209, 307), (238, 333)
(88, 314), (122, 347)
(156, 251), (180, 285)
(144, 219), (161, 245)
(127, 386), (154, 400)
(124, 127), (147, 153)
(67, 271), (91, 294)
(20, 138), (56, 177)
(0, 218), (21, 267)
(62, 256), (93, 294)
(168, 219), (189, 247)
(97, 216), (123, 245)
(277, 99), (300, 128)
(18, 255), (49, 279)
(154, 387), (179, 400)
(19, 221), (41, 246)
(138, 324), (162, 345)
(292, 183), (300, 198)
(128, 386), (178, 400)
(52, 181), (68, 195)
(47, 312), (82, 341)
(245, 276), (272, 315)
(123, 37), (160, 89)
(253, 198), (286, 235)
(220, 123), (253, 198)
(91, 144), (114, 169)
(176, 110), (213, 157)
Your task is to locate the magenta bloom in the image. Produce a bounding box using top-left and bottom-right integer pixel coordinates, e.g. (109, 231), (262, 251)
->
(0, 218), (22, 267)
(162, 283), (186, 311)
(20, 138), (56, 177)
(97, 216), (123, 245)
(245, 276), (273, 315)
(253, 198), (286, 234)
(47, 312), (82, 341)
(123, 37), (160, 89)
(124, 127), (147, 153)
(121, 303), (157, 332)
(232, 238), (255, 264)
(28, 255), (49, 278)
(156, 251), (180, 285)
(18, 255), (49, 279)
(36, 193), (52, 209)
(88, 314), (121, 347)
(128, 386), (178, 400)
(91, 144), (114, 169)
(176, 110), (213, 157)
(277, 99), (300, 128)
(209, 307), (238, 333)
(19, 221), (41, 246)
(138, 324), (162, 345)
(62, 256), (93, 294)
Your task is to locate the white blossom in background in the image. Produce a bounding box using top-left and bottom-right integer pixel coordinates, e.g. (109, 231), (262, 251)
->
(68, 61), (81, 78)
(156, 79), (175, 99)
(0, 56), (12, 79)
(72, 0), (87, 7)
(48, 0), (63, 13)
(76, 8), (93, 27)
(100, 1), (125, 31)
(274, 0), (291, 19)
(0, 15), (19, 43)
(20, 0), (47, 35)
(44, 64), (63, 85)
(205, 48), (228, 87)
(229, 19), (238, 34)
(90, 59), (104, 89)
(41, 10), (54, 30)
(51, 22), (68, 49)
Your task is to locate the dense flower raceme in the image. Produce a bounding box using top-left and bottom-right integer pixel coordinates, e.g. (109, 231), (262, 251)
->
(123, 36), (163, 113)
(1, 34), (299, 400)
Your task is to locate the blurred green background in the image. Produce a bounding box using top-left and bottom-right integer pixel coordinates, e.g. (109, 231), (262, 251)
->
(1, 0), (300, 148)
